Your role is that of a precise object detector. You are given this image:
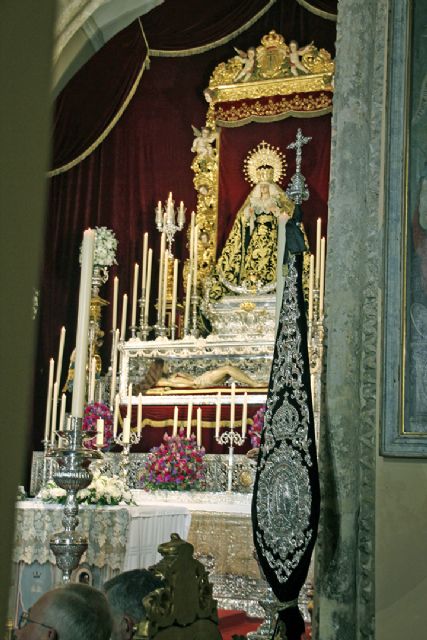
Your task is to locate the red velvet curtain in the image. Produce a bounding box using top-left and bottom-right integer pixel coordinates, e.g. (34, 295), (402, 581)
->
(32, 0), (336, 453)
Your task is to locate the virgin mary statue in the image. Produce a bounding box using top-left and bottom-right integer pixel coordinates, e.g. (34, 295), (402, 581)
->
(209, 141), (295, 300)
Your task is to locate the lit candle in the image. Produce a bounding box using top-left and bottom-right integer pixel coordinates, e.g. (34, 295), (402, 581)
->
(122, 416), (130, 444)
(112, 276), (119, 332)
(193, 225), (199, 293)
(88, 356), (96, 403)
(162, 249), (169, 325)
(55, 326), (66, 391)
(241, 392), (248, 439)
(137, 393), (143, 436)
(171, 258), (178, 330)
(215, 392), (221, 438)
(144, 248), (153, 325)
(319, 237), (326, 317)
(96, 418), (104, 447)
(184, 270), (192, 334)
(71, 228), (95, 418)
(44, 358), (54, 441)
(131, 263), (139, 327)
(110, 328), (120, 406)
(113, 393), (119, 438)
(120, 293), (128, 341)
(157, 233), (166, 324)
(178, 201), (185, 227)
(59, 393), (66, 432)
(141, 232), (149, 293)
(50, 381), (58, 444)
(315, 217), (321, 287)
(173, 405), (178, 437)
(196, 407), (202, 447)
(230, 382), (236, 429)
(308, 253), (314, 322)
(186, 401), (193, 438)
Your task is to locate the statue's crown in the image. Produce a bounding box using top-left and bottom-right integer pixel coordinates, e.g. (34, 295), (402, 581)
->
(256, 166), (275, 182)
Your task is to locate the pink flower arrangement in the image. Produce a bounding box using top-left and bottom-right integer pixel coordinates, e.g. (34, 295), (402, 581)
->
(248, 405), (266, 448)
(140, 429), (206, 491)
(82, 402), (114, 451)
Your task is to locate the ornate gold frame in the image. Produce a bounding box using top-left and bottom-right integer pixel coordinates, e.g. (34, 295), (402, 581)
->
(191, 31), (335, 285)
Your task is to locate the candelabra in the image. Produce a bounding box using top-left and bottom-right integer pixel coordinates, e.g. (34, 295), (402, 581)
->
(48, 417), (102, 583)
(190, 293), (200, 337)
(113, 431), (141, 485)
(215, 429), (246, 492)
(138, 296), (151, 341)
(155, 194), (186, 253)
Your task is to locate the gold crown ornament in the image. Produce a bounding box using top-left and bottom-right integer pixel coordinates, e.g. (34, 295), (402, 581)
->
(243, 140), (287, 185)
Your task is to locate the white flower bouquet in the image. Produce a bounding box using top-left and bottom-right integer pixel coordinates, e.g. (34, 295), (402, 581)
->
(37, 471), (133, 506)
(79, 226), (118, 267)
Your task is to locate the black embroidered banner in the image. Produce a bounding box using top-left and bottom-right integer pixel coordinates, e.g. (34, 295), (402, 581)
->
(252, 245), (320, 639)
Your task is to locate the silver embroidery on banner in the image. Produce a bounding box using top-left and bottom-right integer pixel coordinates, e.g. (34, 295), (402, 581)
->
(255, 254), (313, 582)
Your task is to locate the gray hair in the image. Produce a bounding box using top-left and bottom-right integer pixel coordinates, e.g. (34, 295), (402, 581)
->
(43, 584), (112, 640)
(104, 569), (164, 622)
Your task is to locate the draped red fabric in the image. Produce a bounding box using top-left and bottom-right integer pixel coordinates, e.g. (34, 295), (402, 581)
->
(32, 2), (336, 454)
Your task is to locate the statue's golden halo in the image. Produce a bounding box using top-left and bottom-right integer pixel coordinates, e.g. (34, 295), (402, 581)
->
(243, 140), (287, 186)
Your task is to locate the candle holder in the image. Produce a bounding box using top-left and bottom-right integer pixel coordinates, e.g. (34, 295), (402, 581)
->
(154, 321), (168, 338)
(41, 439), (55, 485)
(48, 417), (102, 583)
(155, 195), (186, 253)
(215, 429), (246, 492)
(190, 293), (200, 337)
(170, 324), (178, 341)
(129, 324), (138, 340)
(113, 431), (141, 486)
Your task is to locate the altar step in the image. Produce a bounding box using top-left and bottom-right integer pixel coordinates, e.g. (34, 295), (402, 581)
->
(217, 609), (312, 640)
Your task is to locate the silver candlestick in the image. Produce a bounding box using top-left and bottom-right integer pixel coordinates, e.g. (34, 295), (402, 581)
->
(49, 417), (102, 583)
(190, 293), (199, 337)
(113, 431), (141, 486)
(215, 429), (246, 492)
(155, 194), (186, 253)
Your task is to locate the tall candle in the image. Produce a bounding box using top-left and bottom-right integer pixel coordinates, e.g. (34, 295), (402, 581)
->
(51, 381), (58, 444)
(144, 249), (153, 325)
(308, 254), (314, 322)
(71, 229), (95, 418)
(59, 393), (66, 432)
(186, 402), (193, 438)
(173, 405), (178, 437)
(171, 258), (178, 329)
(141, 232), (149, 293)
(55, 326), (66, 391)
(157, 233), (166, 324)
(184, 271), (192, 334)
(96, 418), (104, 447)
(131, 263), (139, 327)
(98, 380), (103, 404)
(88, 356), (96, 403)
(110, 328), (120, 406)
(44, 358), (55, 441)
(319, 237), (326, 317)
(113, 393), (119, 438)
(215, 392), (221, 438)
(122, 416), (130, 444)
(229, 382), (236, 429)
(120, 293), (128, 341)
(137, 393), (143, 436)
(193, 225), (199, 293)
(196, 407), (202, 447)
(162, 250), (169, 325)
(315, 217), (321, 287)
(241, 393), (248, 439)
(112, 276), (119, 332)
(126, 383), (133, 419)
(156, 201), (162, 226)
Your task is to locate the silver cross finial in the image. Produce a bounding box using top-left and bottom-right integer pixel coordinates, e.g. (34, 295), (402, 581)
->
(286, 129), (312, 204)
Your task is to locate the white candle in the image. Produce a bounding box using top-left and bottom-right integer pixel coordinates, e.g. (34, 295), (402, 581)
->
(171, 258), (178, 330)
(215, 392), (221, 438)
(157, 233), (166, 324)
(96, 418), (104, 447)
(113, 393), (119, 438)
(162, 250), (169, 325)
(144, 248), (153, 325)
(51, 381), (58, 444)
(59, 393), (66, 432)
(173, 405), (178, 437)
(186, 402), (193, 438)
(120, 293), (128, 341)
(141, 232), (148, 293)
(178, 201), (185, 227)
(184, 271), (191, 333)
(189, 211), (195, 266)
(44, 358), (55, 441)
(230, 382), (236, 429)
(88, 356), (96, 403)
(71, 229), (95, 418)
(241, 393), (248, 439)
(319, 237), (326, 317)
(308, 254), (314, 322)
(156, 201), (162, 226)
(122, 416), (130, 444)
(131, 263), (139, 327)
(196, 407), (202, 447)
(55, 326), (66, 391)
(137, 393), (143, 436)
(110, 328), (120, 406)
(98, 379), (103, 404)
(126, 383), (132, 419)
(315, 217), (321, 287)
(112, 276), (119, 332)
(193, 225), (199, 293)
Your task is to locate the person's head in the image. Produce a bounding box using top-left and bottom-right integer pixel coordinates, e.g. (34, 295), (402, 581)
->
(260, 183), (271, 198)
(104, 569), (164, 640)
(14, 584), (112, 640)
(289, 40), (298, 51)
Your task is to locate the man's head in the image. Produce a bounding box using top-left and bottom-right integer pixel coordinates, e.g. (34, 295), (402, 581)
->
(104, 569), (164, 640)
(14, 584), (112, 640)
